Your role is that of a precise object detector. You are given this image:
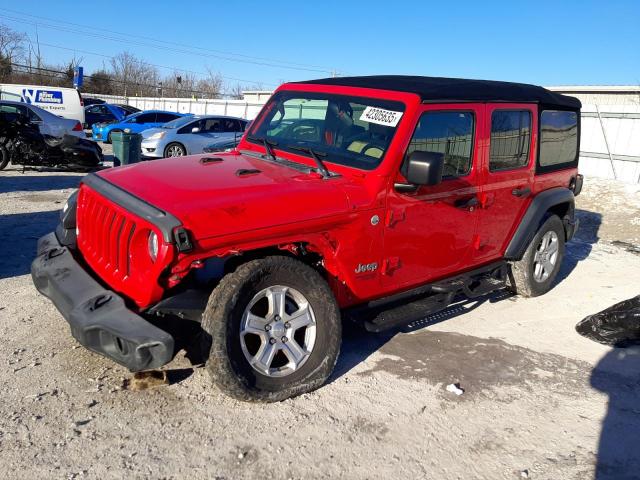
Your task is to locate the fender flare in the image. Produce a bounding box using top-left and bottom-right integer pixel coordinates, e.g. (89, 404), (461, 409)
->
(504, 187), (575, 260)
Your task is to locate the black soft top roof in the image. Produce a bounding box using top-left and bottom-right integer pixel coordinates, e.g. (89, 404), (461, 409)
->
(296, 75), (581, 110)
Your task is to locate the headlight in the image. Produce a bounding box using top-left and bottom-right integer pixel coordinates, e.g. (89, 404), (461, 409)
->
(60, 190), (78, 228)
(148, 131), (165, 140)
(148, 231), (159, 262)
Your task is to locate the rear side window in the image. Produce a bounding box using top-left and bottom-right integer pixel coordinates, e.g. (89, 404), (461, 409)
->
(156, 113), (180, 123)
(489, 110), (531, 171)
(539, 110), (578, 171)
(222, 119), (242, 132)
(133, 113), (155, 123)
(406, 111), (474, 178)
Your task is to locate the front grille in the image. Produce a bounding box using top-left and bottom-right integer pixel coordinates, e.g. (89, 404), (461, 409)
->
(77, 185), (137, 282)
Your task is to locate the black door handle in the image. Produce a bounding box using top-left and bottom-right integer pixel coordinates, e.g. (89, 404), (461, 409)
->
(455, 196), (479, 210)
(512, 187), (531, 197)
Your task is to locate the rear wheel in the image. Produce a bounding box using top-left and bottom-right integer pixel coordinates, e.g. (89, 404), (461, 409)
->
(164, 143), (186, 157)
(201, 256), (341, 402)
(508, 214), (565, 297)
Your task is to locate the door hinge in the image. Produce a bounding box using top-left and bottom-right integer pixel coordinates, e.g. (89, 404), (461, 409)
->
(382, 257), (401, 275)
(385, 208), (405, 228)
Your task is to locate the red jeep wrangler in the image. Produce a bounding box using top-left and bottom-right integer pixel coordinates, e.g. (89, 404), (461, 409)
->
(32, 76), (583, 401)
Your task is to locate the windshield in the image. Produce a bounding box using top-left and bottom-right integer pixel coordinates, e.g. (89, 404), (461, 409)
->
(161, 116), (195, 129)
(247, 91), (406, 171)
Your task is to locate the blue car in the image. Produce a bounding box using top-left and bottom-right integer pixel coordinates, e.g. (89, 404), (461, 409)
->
(92, 110), (189, 143)
(84, 103), (135, 128)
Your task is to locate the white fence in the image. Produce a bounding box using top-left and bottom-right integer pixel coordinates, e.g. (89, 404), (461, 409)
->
(577, 105), (640, 183)
(90, 90), (640, 183)
(92, 93), (267, 120)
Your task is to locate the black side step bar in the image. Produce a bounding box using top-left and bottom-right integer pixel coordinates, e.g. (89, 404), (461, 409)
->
(347, 262), (509, 333)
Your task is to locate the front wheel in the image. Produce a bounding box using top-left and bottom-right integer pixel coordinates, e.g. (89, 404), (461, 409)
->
(106, 129), (121, 144)
(201, 256), (341, 402)
(164, 143), (186, 157)
(508, 214), (566, 297)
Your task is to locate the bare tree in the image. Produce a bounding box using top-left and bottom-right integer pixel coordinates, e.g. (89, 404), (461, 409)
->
(0, 23), (26, 63)
(0, 23), (27, 81)
(110, 51), (159, 96)
(194, 67), (223, 99)
(228, 82), (245, 100)
(163, 71), (198, 98)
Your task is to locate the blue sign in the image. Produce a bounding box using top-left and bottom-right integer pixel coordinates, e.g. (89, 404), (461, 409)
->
(22, 89), (64, 104)
(73, 66), (83, 88)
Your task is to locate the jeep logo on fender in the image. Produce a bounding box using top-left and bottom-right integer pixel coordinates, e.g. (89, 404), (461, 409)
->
(355, 262), (378, 274)
(22, 89), (63, 105)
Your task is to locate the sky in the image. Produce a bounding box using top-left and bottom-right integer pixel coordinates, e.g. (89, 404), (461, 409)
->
(1, 0), (639, 92)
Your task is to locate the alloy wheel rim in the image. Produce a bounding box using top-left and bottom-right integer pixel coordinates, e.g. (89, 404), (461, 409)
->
(168, 146), (184, 157)
(240, 285), (317, 377)
(533, 231), (559, 282)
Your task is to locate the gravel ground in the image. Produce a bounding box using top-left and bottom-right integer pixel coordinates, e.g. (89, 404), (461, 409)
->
(0, 164), (639, 480)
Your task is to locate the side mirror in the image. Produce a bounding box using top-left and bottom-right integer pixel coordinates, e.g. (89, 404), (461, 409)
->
(191, 127), (201, 133)
(396, 151), (444, 192)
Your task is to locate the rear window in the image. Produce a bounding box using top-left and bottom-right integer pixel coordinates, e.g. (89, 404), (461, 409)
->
(538, 110), (578, 171)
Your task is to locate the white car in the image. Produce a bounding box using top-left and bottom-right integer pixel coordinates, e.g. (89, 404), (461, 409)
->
(0, 100), (86, 139)
(141, 115), (248, 158)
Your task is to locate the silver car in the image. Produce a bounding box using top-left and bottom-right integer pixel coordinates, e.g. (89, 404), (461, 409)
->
(0, 100), (86, 139)
(140, 115), (248, 158)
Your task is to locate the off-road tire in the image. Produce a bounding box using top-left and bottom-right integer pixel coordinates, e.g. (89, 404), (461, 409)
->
(0, 144), (9, 170)
(508, 214), (565, 297)
(201, 256), (341, 402)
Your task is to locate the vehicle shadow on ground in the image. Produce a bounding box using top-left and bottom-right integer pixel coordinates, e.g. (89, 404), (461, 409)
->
(331, 210), (602, 383)
(330, 290), (515, 383)
(556, 209), (602, 284)
(0, 172), (85, 193)
(0, 210), (60, 279)
(590, 346), (640, 479)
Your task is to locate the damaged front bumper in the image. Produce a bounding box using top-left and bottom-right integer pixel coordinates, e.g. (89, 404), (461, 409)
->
(31, 232), (174, 371)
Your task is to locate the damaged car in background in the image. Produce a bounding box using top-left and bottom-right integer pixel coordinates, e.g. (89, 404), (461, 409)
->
(0, 110), (103, 171)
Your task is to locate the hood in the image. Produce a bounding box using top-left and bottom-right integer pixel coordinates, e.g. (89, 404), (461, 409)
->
(96, 153), (352, 241)
(141, 127), (164, 139)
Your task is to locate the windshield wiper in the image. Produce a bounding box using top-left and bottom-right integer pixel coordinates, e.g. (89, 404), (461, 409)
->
(247, 135), (277, 162)
(287, 145), (330, 178)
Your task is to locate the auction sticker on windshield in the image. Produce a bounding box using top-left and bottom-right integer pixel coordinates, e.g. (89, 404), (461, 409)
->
(360, 106), (403, 127)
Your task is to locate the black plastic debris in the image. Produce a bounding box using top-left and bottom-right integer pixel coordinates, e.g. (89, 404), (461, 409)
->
(576, 295), (640, 347)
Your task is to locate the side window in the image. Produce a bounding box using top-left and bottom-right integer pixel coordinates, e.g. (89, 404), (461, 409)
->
(405, 111), (474, 178)
(222, 119), (241, 132)
(87, 105), (101, 113)
(177, 120), (198, 134)
(0, 104), (20, 114)
(156, 113), (179, 123)
(489, 110), (531, 171)
(27, 108), (41, 122)
(539, 110), (578, 170)
(132, 113), (154, 123)
(204, 118), (223, 132)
